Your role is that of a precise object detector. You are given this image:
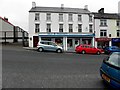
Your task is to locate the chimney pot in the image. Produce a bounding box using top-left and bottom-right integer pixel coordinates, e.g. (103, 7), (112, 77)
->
(61, 4), (64, 9)
(32, 2), (36, 8)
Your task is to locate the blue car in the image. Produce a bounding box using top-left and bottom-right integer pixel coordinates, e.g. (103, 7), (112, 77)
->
(104, 46), (120, 54)
(100, 52), (120, 88)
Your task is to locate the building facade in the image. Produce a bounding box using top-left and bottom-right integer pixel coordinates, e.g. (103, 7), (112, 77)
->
(0, 16), (14, 43)
(94, 8), (120, 48)
(0, 16), (28, 45)
(29, 2), (95, 51)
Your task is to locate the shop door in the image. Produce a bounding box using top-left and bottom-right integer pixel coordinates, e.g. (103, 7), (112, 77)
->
(33, 36), (39, 47)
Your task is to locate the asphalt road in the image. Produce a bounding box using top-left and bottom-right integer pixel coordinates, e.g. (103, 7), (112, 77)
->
(2, 45), (110, 88)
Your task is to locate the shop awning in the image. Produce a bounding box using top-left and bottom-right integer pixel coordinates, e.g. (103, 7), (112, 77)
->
(39, 33), (95, 37)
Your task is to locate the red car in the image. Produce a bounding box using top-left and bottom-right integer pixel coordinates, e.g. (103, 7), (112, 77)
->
(75, 44), (104, 55)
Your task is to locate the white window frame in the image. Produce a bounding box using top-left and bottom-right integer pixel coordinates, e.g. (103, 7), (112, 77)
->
(69, 24), (73, 32)
(59, 14), (63, 22)
(100, 30), (107, 37)
(78, 15), (82, 22)
(46, 13), (51, 21)
(59, 24), (63, 32)
(35, 13), (39, 21)
(89, 24), (93, 33)
(68, 14), (73, 22)
(100, 19), (107, 26)
(78, 24), (82, 32)
(46, 24), (51, 32)
(35, 24), (40, 33)
(117, 30), (120, 37)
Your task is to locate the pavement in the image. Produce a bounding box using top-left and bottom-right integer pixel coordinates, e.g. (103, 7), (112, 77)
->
(23, 47), (76, 53)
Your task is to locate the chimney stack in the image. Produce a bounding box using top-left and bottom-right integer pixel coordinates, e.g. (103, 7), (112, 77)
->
(4, 17), (8, 21)
(84, 5), (88, 10)
(98, 8), (104, 13)
(61, 4), (64, 9)
(32, 2), (36, 8)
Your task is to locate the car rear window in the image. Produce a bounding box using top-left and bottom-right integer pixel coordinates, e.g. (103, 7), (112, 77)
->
(106, 53), (120, 68)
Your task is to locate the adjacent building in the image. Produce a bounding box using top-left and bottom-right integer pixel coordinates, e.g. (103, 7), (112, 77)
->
(0, 16), (14, 43)
(0, 16), (28, 45)
(94, 8), (120, 48)
(29, 2), (95, 51)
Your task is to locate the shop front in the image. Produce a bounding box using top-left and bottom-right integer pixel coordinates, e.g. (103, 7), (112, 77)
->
(112, 38), (120, 47)
(95, 38), (111, 49)
(39, 33), (95, 51)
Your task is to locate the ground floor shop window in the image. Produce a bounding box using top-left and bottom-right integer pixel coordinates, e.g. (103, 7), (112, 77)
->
(67, 39), (73, 47)
(97, 41), (109, 49)
(55, 38), (63, 46)
(82, 39), (92, 45)
(41, 38), (51, 41)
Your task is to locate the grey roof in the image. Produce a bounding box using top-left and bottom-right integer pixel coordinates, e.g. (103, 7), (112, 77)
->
(93, 12), (120, 19)
(29, 6), (91, 14)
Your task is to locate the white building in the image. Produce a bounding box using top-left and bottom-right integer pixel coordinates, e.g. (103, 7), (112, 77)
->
(29, 2), (95, 51)
(93, 8), (120, 48)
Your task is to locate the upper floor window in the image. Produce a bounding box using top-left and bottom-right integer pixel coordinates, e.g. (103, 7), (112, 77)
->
(69, 24), (73, 32)
(89, 24), (93, 33)
(46, 24), (51, 32)
(59, 24), (63, 32)
(100, 19), (107, 26)
(35, 13), (39, 21)
(59, 14), (63, 22)
(78, 15), (82, 22)
(100, 30), (107, 37)
(89, 15), (92, 22)
(78, 24), (82, 32)
(46, 13), (51, 21)
(68, 14), (73, 22)
(117, 30), (120, 37)
(117, 21), (120, 26)
(35, 24), (40, 33)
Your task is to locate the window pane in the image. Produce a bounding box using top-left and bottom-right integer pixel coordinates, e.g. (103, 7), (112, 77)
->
(78, 15), (82, 21)
(46, 13), (51, 21)
(47, 24), (51, 32)
(69, 24), (73, 32)
(68, 14), (73, 21)
(35, 13), (39, 20)
(107, 53), (119, 67)
(59, 14), (63, 22)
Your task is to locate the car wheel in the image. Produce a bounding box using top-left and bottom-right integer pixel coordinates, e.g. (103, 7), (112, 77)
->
(38, 47), (43, 52)
(56, 49), (62, 53)
(97, 51), (100, 55)
(81, 50), (85, 54)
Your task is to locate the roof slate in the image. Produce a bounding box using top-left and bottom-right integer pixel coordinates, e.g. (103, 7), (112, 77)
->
(29, 6), (91, 14)
(93, 13), (120, 19)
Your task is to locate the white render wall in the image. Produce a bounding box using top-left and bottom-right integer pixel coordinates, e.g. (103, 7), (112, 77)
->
(95, 19), (118, 38)
(29, 12), (93, 47)
(29, 12), (92, 33)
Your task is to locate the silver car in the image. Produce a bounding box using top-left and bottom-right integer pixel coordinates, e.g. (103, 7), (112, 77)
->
(37, 41), (63, 53)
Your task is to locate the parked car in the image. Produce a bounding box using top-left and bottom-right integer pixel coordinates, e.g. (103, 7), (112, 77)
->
(104, 46), (120, 54)
(75, 44), (104, 55)
(37, 41), (63, 53)
(100, 52), (120, 88)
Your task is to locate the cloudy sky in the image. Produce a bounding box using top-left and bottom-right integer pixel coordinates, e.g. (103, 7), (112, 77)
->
(0, 0), (120, 31)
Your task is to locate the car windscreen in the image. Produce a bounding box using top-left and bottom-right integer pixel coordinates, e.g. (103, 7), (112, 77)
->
(105, 52), (120, 68)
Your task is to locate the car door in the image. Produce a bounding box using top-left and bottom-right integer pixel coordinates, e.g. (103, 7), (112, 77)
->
(48, 42), (57, 51)
(91, 46), (98, 54)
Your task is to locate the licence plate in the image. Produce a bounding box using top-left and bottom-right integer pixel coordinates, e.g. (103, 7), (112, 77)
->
(102, 74), (110, 83)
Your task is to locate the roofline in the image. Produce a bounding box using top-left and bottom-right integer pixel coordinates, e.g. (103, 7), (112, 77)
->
(29, 6), (91, 14)
(0, 16), (14, 26)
